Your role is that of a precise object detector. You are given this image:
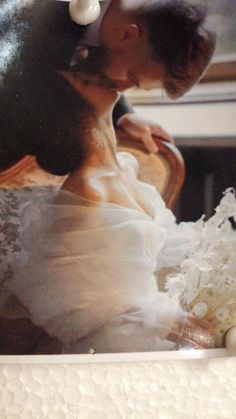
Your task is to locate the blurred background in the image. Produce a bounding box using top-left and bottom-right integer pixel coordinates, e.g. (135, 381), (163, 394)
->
(208, 0), (236, 56)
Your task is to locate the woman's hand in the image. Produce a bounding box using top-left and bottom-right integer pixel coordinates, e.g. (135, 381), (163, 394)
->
(168, 314), (215, 349)
(117, 113), (173, 154)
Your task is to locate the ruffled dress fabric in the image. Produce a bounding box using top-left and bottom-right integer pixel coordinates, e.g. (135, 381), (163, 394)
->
(1, 156), (196, 353)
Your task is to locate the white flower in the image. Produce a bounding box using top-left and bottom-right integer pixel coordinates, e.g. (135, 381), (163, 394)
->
(193, 302), (208, 318)
(215, 308), (230, 321)
(164, 274), (185, 297)
(185, 288), (199, 305)
(166, 189), (236, 320)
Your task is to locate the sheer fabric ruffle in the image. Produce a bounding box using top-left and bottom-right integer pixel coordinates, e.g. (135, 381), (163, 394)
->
(2, 156), (195, 353)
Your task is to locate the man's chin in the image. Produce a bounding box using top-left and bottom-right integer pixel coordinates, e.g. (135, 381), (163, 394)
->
(116, 86), (129, 92)
(99, 72), (134, 92)
(112, 81), (135, 92)
(102, 77), (119, 91)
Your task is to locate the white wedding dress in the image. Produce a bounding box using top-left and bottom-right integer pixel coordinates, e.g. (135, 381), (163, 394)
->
(2, 153), (196, 353)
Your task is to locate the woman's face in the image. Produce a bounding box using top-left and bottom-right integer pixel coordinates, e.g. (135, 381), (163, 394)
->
(60, 71), (120, 117)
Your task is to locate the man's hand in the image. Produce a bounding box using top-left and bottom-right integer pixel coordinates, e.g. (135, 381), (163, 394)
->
(117, 113), (173, 154)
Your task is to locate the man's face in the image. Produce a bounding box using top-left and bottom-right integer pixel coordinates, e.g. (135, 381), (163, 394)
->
(102, 45), (165, 92)
(93, 0), (166, 92)
(71, 2), (166, 93)
(76, 41), (165, 93)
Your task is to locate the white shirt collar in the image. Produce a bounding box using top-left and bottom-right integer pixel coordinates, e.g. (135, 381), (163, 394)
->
(82, 0), (112, 47)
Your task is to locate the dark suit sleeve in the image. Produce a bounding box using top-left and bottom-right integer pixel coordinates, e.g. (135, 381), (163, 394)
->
(112, 94), (134, 126)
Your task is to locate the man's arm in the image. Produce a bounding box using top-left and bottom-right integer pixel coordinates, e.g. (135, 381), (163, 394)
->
(112, 94), (134, 126)
(113, 94), (173, 153)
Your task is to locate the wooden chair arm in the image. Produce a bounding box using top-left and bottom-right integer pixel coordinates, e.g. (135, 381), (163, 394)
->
(116, 129), (185, 208)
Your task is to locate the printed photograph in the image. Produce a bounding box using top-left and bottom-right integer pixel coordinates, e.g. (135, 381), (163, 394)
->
(0, 0), (236, 356)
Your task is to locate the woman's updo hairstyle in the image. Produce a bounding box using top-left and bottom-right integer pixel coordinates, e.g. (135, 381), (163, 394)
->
(0, 0), (94, 175)
(33, 75), (96, 176)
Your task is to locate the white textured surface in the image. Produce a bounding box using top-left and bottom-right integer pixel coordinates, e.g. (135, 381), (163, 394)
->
(1, 356), (236, 418)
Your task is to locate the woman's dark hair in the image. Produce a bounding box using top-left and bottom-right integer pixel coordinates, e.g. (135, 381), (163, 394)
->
(139, 0), (216, 99)
(0, 0), (93, 174)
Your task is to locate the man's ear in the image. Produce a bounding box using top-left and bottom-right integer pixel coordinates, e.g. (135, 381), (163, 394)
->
(120, 24), (141, 42)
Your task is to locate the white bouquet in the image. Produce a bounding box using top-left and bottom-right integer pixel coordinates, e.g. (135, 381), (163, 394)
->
(165, 189), (236, 346)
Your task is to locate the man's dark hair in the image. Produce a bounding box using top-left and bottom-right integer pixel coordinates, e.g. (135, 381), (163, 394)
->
(139, 0), (216, 98)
